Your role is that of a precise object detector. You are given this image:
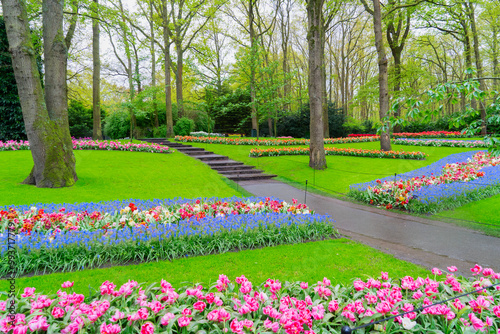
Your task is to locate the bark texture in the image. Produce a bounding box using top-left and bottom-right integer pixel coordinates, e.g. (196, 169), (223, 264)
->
(371, 0), (391, 151)
(92, 0), (102, 139)
(162, 0), (174, 138)
(307, 0), (327, 169)
(3, 0), (77, 187)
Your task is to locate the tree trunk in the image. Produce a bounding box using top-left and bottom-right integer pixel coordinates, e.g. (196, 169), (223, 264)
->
(175, 42), (184, 118)
(467, 1), (487, 135)
(307, 0), (327, 169)
(2, 0), (77, 187)
(372, 0), (391, 151)
(493, 25), (499, 91)
(162, 0), (174, 138)
(92, 0), (102, 140)
(150, 0), (158, 128)
(249, 0), (259, 137)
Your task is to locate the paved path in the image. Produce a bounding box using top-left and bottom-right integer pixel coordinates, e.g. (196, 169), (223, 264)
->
(239, 179), (500, 276)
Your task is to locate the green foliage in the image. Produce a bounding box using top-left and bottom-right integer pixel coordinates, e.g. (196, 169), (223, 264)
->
(67, 100), (93, 139)
(208, 88), (252, 134)
(0, 16), (26, 141)
(104, 111), (130, 139)
(277, 102), (346, 138)
(193, 110), (214, 132)
(385, 71), (500, 154)
(173, 117), (195, 136)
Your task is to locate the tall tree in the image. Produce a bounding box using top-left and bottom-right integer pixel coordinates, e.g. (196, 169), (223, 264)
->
(226, 0), (278, 137)
(169, 0), (218, 117)
(2, 0), (78, 187)
(307, 0), (327, 169)
(385, 0), (411, 133)
(361, 0), (391, 151)
(92, 0), (102, 139)
(465, 0), (487, 135)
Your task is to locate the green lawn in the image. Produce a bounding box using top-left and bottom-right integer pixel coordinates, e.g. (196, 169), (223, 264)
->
(0, 239), (428, 295)
(0, 150), (243, 206)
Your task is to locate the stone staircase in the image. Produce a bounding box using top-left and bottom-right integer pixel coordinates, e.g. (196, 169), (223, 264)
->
(141, 138), (276, 182)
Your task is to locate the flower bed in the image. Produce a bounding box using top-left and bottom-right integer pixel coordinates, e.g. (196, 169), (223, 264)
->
(1, 266), (499, 333)
(393, 131), (468, 138)
(0, 197), (337, 277)
(249, 147), (427, 160)
(0, 140), (171, 153)
(347, 134), (378, 137)
(393, 138), (488, 148)
(175, 136), (380, 146)
(349, 151), (500, 213)
(0, 197), (310, 235)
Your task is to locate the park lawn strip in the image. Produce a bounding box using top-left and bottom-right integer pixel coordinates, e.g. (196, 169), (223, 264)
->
(0, 238), (429, 296)
(0, 150), (242, 206)
(432, 193), (500, 237)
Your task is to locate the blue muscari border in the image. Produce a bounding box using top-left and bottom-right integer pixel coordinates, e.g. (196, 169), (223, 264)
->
(350, 150), (500, 204)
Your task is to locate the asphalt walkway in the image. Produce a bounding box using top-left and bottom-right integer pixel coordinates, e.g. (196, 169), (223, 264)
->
(239, 179), (500, 276)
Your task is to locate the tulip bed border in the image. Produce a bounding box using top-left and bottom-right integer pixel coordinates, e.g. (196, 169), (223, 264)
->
(174, 136), (380, 146)
(349, 151), (500, 213)
(0, 266), (499, 333)
(393, 138), (488, 148)
(249, 147), (427, 160)
(0, 140), (171, 154)
(0, 197), (336, 277)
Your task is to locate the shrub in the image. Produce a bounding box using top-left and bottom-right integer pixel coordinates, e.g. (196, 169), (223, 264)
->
(104, 111), (130, 139)
(67, 100), (93, 139)
(173, 117), (195, 136)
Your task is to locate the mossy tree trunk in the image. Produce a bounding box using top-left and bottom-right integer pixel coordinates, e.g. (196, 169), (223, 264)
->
(2, 0), (78, 187)
(307, 0), (327, 169)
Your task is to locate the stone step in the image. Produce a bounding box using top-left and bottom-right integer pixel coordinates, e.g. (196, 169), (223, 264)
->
(210, 165), (256, 172)
(206, 160), (245, 167)
(181, 150), (213, 155)
(166, 143), (192, 148)
(175, 146), (207, 152)
(225, 173), (277, 181)
(219, 169), (264, 175)
(191, 154), (228, 161)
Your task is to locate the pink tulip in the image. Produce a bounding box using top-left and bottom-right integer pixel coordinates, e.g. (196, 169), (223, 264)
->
(140, 322), (154, 334)
(178, 316), (191, 327)
(61, 281), (74, 288)
(100, 322), (121, 334)
(193, 301), (206, 312)
(160, 313), (175, 326)
(21, 287), (35, 298)
(52, 307), (65, 318)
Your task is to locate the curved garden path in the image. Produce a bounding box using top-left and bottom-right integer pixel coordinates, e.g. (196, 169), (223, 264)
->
(239, 179), (500, 276)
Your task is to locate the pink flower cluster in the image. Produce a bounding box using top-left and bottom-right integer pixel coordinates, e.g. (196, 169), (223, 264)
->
(0, 266), (499, 333)
(0, 198), (311, 235)
(0, 139), (170, 154)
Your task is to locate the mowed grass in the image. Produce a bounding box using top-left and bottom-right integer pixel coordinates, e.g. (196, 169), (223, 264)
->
(0, 150), (242, 206)
(0, 239), (429, 295)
